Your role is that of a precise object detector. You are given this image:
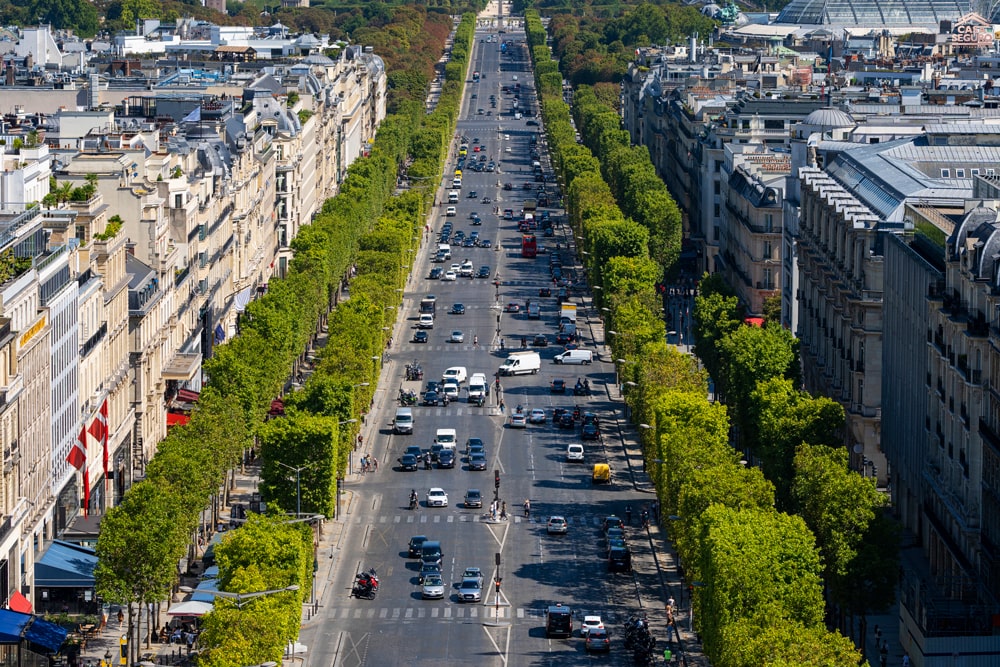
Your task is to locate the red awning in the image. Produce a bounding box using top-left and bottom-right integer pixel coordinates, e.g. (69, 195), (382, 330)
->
(744, 317), (765, 327)
(177, 389), (201, 403)
(166, 412), (191, 427)
(8, 591), (32, 614)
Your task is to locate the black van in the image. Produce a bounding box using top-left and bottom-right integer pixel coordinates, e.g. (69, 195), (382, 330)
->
(545, 603), (572, 638)
(420, 540), (442, 566)
(609, 547), (632, 573)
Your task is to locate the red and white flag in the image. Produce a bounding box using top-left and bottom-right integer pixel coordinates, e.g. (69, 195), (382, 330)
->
(88, 399), (108, 477)
(66, 425), (89, 517)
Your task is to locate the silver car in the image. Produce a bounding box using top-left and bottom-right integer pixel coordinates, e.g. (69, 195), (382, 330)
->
(458, 577), (482, 602)
(422, 574), (445, 599)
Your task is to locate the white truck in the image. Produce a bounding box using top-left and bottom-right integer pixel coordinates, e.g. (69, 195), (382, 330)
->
(468, 373), (489, 402)
(498, 351), (541, 376)
(560, 303), (577, 335)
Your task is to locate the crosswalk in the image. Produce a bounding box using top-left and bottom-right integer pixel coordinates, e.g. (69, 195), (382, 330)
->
(328, 604), (637, 623)
(355, 514), (626, 527)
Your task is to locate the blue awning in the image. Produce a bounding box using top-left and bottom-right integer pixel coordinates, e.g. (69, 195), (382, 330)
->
(34, 541), (97, 588)
(191, 578), (220, 603)
(23, 615), (68, 653)
(233, 285), (255, 312)
(0, 609), (67, 653)
(0, 609), (30, 643)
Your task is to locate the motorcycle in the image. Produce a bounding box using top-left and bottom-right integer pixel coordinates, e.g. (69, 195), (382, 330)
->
(399, 389), (417, 406)
(573, 379), (590, 396)
(482, 196), (492, 204)
(405, 362), (424, 381)
(424, 453), (432, 470)
(409, 494), (418, 510)
(352, 568), (379, 599)
(475, 395), (485, 407)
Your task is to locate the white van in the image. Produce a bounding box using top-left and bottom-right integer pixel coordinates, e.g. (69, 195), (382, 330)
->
(566, 443), (584, 462)
(438, 244), (452, 260)
(442, 366), (468, 384)
(394, 407), (414, 435)
(499, 351), (541, 376)
(446, 207), (457, 217)
(418, 313), (434, 329)
(435, 428), (457, 454)
(448, 190), (459, 203)
(554, 349), (593, 365)
(452, 177), (462, 188)
(469, 373), (489, 395)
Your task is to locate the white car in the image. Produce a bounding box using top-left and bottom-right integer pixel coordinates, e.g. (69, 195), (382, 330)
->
(581, 615), (604, 637)
(426, 488), (449, 507)
(443, 271), (457, 281)
(566, 443), (585, 462)
(459, 261), (474, 277)
(458, 577), (482, 602)
(441, 381), (460, 399)
(547, 516), (568, 534)
(528, 408), (546, 424)
(446, 206), (457, 216)
(509, 412), (527, 428)
(449, 330), (465, 343)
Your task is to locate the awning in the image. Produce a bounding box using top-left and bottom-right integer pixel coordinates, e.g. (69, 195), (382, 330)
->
(34, 541), (97, 588)
(23, 615), (68, 653)
(166, 412), (191, 427)
(0, 609), (67, 653)
(166, 601), (213, 617)
(190, 578), (220, 603)
(177, 389), (200, 403)
(233, 286), (255, 312)
(162, 352), (201, 382)
(7, 592), (31, 615)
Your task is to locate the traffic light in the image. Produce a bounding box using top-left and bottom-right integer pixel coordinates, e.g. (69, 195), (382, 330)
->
(494, 469), (500, 489)
(495, 577), (502, 592)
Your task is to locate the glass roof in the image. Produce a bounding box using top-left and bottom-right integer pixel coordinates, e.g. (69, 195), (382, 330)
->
(776, 0), (970, 26)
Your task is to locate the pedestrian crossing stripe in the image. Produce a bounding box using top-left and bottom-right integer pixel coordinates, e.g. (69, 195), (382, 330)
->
(378, 514), (621, 526)
(327, 606), (639, 622)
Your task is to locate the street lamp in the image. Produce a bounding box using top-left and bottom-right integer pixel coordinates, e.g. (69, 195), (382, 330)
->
(273, 460), (316, 518)
(178, 585), (300, 610)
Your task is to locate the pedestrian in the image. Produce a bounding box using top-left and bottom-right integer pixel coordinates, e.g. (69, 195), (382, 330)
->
(473, 335), (479, 348)
(117, 609), (124, 629)
(902, 656), (909, 667)
(625, 504), (632, 525)
(500, 338), (505, 350)
(499, 399), (505, 413)
(874, 624), (881, 643)
(501, 501), (507, 520)
(372, 456), (378, 472)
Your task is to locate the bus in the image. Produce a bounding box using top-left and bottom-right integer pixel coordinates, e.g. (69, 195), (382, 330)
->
(521, 234), (537, 258)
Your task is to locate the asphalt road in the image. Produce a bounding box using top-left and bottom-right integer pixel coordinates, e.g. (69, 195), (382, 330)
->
(305, 17), (653, 667)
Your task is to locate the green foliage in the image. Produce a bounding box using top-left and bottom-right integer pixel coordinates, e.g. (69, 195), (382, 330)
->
(692, 283), (741, 395)
(94, 215), (124, 242)
(0, 247), (33, 286)
(18, 0), (99, 37)
(259, 411), (339, 517)
(749, 378), (844, 508)
(718, 618), (860, 667)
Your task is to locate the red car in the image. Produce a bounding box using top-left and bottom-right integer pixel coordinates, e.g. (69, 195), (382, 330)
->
(504, 303), (520, 313)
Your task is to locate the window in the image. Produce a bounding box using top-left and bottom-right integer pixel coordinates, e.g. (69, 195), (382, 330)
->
(763, 268), (773, 289)
(972, 169), (980, 176)
(988, 169), (996, 176)
(714, 204), (720, 219)
(714, 181), (721, 195)
(764, 214), (774, 232)
(941, 169), (950, 178)
(956, 169), (966, 178)
(762, 241), (772, 259)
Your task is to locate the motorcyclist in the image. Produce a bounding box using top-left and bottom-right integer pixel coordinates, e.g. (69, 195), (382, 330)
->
(409, 490), (418, 508)
(424, 452), (432, 469)
(523, 499), (531, 518)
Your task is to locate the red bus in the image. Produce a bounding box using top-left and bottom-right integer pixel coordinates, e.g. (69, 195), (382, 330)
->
(521, 234), (537, 258)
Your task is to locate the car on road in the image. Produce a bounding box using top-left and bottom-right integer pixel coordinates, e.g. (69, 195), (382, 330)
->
(449, 330), (465, 343)
(404, 445), (423, 460)
(438, 449), (456, 469)
(585, 627), (611, 652)
(446, 207), (456, 216)
(467, 190), (478, 199)
(603, 516), (624, 533)
(443, 270), (457, 281)
(464, 489), (482, 508)
(426, 488), (449, 507)
(608, 546), (632, 572)
(398, 454), (419, 471)
(451, 303), (466, 315)
(465, 437), (485, 453)
(417, 561), (441, 584)
(441, 381), (460, 399)
(463, 238), (475, 248)
(581, 616), (604, 637)
(408, 535), (427, 558)
(550, 379), (566, 394)
(504, 302), (520, 313)
(462, 568), (485, 588)
(526, 120), (538, 126)
(469, 453), (488, 470)
(528, 408), (546, 424)
(509, 412), (527, 428)
(422, 574), (445, 599)
(557, 413), (575, 429)
(412, 330), (428, 343)
(477, 266), (491, 279)
(566, 444), (585, 462)
(480, 239), (492, 248)
(582, 422), (601, 441)
(531, 334), (548, 347)
(546, 516), (568, 534)
(458, 578), (483, 603)
(429, 267), (444, 279)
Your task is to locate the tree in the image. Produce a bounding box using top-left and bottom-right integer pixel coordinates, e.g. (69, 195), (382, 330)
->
(259, 410), (339, 517)
(749, 377), (844, 508)
(719, 618), (860, 667)
(692, 278), (741, 395)
(762, 291), (782, 325)
(94, 482), (185, 664)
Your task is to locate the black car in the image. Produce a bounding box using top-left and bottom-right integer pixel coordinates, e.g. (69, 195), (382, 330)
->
(468, 190), (478, 199)
(438, 449), (456, 469)
(408, 535), (428, 558)
(556, 331), (575, 344)
(608, 546), (632, 572)
(412, 331), (429, 344)
(480, 239), (492, 248)
(398, 454), (419, 471)
(550, 379), (566, 394)
(463, 238), (475, 247)
(582, 412), (600, 426)
(557, 414), (575, 429)
(477, 266), (491, 279)
(422, 391), (442, 406)
(451, 303), (466, 315)
(531, 334), (548, 347)
(429, 268), (444, 279)
(552, 407), (568, 422)
(582, 423), (601, 441)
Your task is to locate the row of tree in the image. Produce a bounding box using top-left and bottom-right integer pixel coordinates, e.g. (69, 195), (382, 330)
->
(527, 9), (893, 664)
(93, 12), (477, 665)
